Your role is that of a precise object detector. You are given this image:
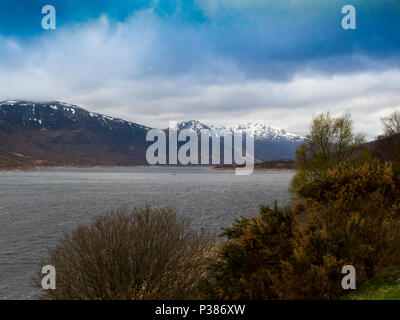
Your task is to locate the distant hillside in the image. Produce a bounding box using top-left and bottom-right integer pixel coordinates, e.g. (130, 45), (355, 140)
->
(0, 101), (150, 170)
(0, 101), (305, 170)
(368, 133), (400, 162)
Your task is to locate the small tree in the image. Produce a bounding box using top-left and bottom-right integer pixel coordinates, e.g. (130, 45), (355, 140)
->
(380, 111), (400, 138)
(291, 113), (366, 195)
(36, 206), (215, 300)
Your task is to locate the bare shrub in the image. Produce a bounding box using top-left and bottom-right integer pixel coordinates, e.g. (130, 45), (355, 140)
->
(37, 206), (215, 300)
(371, 111), (400, 161)
(380, 111), (400, 138)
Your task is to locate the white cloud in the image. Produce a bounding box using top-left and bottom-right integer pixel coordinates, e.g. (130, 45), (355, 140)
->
(0, 14), (399, 140)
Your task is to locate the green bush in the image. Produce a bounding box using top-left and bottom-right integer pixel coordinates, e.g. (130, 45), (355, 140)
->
(297, 160), (400, 204)
(201, 161), (400, 300)
(200, 204), (297, 299)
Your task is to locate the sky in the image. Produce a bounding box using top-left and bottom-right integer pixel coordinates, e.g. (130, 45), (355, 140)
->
(0, 0), (400, 139)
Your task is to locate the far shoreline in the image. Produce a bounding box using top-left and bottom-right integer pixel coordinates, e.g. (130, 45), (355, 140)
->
(0, 165), (296, 173)
(210, 167), (296, 172)
(210, 159), (296, 172)
(0, 160), (297, 173)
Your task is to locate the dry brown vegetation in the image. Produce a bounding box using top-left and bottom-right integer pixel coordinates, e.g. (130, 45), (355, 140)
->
(37, 207), (216, 300)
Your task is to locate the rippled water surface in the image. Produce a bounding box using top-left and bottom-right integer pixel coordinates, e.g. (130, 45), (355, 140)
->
(0, 166), (294, 299)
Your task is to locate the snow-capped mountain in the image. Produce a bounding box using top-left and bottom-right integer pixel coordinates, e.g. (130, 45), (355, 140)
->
(0, 100), (149, 132)
(174, 120), (305, 161)
(175, 120), (305, 143)
(0, 101), (305, 169)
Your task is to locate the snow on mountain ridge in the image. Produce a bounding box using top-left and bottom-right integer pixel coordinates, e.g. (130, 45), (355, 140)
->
(0, 100), (150, 131)
(175, 120), (305, 143)
(0, 102), (304, 144)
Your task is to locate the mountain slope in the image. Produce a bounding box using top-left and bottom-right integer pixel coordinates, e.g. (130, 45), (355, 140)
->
(368, 133), (400, 162)
(0, 101), (150, 169)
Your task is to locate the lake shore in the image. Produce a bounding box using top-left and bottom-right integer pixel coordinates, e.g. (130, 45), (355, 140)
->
(211, 166), (296, 172)
(0, 163), (296, 173)
(211, 159), (296, 172)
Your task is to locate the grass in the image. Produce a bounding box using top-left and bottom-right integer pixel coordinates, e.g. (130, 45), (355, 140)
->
(343, 263), (400, 300)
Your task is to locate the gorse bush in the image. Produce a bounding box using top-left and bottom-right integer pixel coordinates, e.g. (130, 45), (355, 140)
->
(200, 205), (297, 299)
(38, 207), (215, 300)
(282, 163), (400, 298)
(297, 160), (400, 205)
(296, 160), (400, 268)
(201, 160), (400, 300)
